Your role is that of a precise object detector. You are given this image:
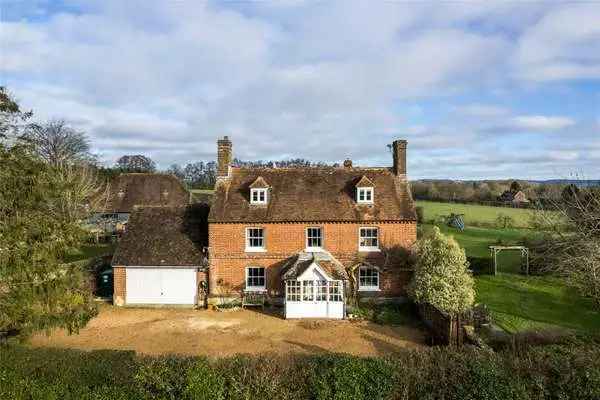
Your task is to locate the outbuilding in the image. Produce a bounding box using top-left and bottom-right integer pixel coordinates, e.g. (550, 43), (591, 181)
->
(111, 205), (209, 306)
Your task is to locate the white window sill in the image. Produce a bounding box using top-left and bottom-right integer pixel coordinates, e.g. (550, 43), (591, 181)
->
(357, 201), (374, 205)
(250, 202), (268, 205)
(359, 247), (381, 252)
(358, 287), (380, 292)
(244, 287), (266, 293)
(305, 247), (323, 252)
(245, 247), (266, 253)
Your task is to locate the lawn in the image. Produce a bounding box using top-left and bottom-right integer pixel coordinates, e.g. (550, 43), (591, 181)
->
(422, 222), (600, 334)
(416, 200), (536, 229)
(64, 243), (115, 263)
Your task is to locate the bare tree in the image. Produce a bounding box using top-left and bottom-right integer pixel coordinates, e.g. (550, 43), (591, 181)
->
(532, 185), (600, 307)
(116, 154), (156, 173)
(26, 120), (93, 166)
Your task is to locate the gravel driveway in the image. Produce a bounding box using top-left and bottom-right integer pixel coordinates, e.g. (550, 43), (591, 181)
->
(29, 305), (425, 357)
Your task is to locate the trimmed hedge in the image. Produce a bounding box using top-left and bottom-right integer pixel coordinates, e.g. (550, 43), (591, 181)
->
(1, 341), (600, 400)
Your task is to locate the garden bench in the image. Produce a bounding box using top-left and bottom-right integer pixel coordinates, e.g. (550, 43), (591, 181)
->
(242, 292), (266, 310)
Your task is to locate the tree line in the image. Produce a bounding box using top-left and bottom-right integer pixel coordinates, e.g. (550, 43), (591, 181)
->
(411, 179), (567, 204)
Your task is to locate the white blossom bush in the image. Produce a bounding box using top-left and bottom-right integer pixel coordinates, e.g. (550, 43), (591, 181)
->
(408, 226), (475, 316)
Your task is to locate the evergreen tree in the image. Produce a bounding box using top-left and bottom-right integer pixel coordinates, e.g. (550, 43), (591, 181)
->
(0, 90), (98, 338)
(408, 227), (475, 316)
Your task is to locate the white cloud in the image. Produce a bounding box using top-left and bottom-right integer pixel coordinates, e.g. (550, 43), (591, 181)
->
(1, 1), (599, 179)
(514, 3), (600, 81)
(511, 116), (575, 131)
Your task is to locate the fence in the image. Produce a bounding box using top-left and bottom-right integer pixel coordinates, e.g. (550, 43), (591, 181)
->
(418, 303), (472, 346)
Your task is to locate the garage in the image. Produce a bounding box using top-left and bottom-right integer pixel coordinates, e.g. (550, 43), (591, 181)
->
(126, 268), (197, 305)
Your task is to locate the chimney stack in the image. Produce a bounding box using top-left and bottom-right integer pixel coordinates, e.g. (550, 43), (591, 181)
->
(392, 139), (407, 176)
(217, 135), (232, 178)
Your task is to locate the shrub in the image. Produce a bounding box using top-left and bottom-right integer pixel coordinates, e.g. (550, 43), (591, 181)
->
(3, 343), (600, 400)
(467, 256), (491, 275)
(408, 226), (475, 315)
(134, 356), (194, 399)
(185, 359), (225, 400)
(415, 206), (424, 223)
(495, 213), (515, 229)
(308, 355), (394, 400)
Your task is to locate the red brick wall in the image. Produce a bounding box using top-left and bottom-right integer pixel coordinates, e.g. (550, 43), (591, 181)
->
(208, 222), (416, 298)
(113, 266), (126, 306)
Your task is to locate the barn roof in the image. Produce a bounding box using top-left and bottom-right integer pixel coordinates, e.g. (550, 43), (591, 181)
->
(93, 173), (190, 213)
(208, 167), (416, 223)
(112, 205), (208, 267)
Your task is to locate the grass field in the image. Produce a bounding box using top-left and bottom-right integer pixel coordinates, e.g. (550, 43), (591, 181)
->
(416, 200), (536, 229)
(64, 243), (115, 263)
(422, 220), (600, 334)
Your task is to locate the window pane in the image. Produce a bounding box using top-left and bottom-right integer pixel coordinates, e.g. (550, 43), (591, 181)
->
(307, 227), (322, 248)
(359, 267), (379, 288)
(316, 280), (327, 301)
(359, 228), (378, 248)
(302, 280), (314, 301)
(247, 267), (265, 288)
(247, 228), (264, 248)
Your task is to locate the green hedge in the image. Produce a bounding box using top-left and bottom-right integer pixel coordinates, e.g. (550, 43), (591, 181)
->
(1, 341), (600, 400)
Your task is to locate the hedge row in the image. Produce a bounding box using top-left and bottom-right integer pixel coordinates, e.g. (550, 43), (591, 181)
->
(1, 341), (600, 400)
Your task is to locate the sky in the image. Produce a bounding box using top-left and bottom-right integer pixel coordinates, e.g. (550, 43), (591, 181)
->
(1, 0), (599, 180)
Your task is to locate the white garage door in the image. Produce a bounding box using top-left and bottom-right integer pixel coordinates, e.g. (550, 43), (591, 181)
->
(126, 268), (197, 305)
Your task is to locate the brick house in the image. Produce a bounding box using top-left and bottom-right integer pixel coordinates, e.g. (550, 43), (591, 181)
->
(111, 136), (417, 317)
(208, 136), (417, 318)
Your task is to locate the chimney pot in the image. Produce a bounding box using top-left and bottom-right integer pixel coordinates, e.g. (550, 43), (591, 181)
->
(343, 159), (353, 168)
(392, 140), (407, 176)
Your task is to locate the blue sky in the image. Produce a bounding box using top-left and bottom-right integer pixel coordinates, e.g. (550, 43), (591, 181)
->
(1, 0), (599, 179)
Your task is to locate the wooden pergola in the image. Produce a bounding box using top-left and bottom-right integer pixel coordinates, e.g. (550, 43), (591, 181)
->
(489, 246), (529, 275)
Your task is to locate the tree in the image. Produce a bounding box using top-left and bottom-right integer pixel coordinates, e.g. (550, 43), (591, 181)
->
(166, 163), (185, 181)
(532, 186), (600, 307)
(510, 180), (522, 193)
(0, 86), (36, 142)
(408, 227), (475, 315)
(0, 140), (100, 338)
(116, 154), (156, 173)
(25, 120), (94, 166)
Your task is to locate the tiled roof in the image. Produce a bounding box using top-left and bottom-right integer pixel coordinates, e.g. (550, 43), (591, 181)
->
(281, 250), (349, 280)
(355, 175), (374, 187)
(112, 205), (209, 267)
(209, 167), (416, 223)
(93, 173), (190, 213)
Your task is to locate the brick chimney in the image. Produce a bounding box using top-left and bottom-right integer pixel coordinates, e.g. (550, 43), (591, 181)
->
(217, 135), (232, 178)
(392, 139), (407, 176)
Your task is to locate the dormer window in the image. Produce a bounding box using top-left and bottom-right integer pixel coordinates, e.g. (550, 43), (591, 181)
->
(355, 175), (374, 204)
(357, 187), (373, 203)
(251, 188), (268, 205)
(249, 176), (270, 205)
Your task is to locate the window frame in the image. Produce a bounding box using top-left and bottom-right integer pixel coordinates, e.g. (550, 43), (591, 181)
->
(357, 187), (374, 204)
(358, 226), (380, 252)
(250, 188), (268, 205)
(245, 266), (266, 292)
(245, 227), (266, 252)
(358, 265), (380, 291)
(305, 226), (324, 251)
